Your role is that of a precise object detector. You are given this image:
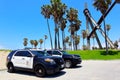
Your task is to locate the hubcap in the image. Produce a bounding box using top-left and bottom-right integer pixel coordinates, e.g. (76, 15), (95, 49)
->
(38, 69), (42, 73)
(66, 61), (71, 67)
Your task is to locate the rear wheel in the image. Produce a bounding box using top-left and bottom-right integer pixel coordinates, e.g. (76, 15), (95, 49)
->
(65, 60), (72, 68)
(7, 63), (14, 73)
(35, 66), (46, 77)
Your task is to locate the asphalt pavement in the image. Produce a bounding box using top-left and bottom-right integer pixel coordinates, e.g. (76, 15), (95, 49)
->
(0, 60), (120, 80)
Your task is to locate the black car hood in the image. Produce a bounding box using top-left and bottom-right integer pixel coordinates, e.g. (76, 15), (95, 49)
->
(63, 53), (80, 58)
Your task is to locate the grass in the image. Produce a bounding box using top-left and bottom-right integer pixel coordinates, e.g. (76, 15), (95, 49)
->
(67, 50), (120, 60)
(0, 49), (11, 52)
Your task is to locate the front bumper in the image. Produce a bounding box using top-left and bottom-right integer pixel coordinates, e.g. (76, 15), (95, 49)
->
(72, 58), (82, 65)
(46, 65), (60, 74)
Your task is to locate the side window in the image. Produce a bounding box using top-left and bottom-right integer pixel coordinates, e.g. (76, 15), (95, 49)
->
(14, 51), (22, 56)
(47, 51), (52, 55)
(53, 51), (61, 55)
(14, 51), (32, 57)
(22, 51), (32, 57)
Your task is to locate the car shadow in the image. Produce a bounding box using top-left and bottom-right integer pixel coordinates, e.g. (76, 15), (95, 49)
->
(44, 71), (66, 78)
(12, 71), (36, 77)
(12, 70), (66, 78)
(69, 65), (82, 69)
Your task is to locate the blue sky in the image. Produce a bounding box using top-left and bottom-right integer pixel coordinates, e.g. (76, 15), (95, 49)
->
(0, 0), (120, 50)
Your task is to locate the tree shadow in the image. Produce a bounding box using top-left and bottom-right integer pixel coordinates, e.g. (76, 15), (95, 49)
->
(100, 50), (119, 55)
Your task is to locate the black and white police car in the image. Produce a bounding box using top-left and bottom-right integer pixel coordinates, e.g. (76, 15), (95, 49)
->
(6, 49), (64, 77)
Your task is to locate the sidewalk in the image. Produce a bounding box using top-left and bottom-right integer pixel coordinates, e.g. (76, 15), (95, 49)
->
(0, 51), (9, 70)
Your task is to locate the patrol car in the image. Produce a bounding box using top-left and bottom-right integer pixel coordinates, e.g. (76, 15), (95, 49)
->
(6, 49), (64, 77)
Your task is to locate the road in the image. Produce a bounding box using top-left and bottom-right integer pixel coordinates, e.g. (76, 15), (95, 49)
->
(0, 60), (120, 80)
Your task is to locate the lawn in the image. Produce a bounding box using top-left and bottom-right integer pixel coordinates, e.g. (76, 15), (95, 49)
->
(67, 50), (120, 60)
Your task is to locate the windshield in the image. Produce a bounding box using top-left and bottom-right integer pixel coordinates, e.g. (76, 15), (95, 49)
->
(31, 51), (49, 56)
(61, 51), (68, 54)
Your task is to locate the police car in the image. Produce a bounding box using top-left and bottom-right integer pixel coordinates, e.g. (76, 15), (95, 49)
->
(6, 49), (64, 77)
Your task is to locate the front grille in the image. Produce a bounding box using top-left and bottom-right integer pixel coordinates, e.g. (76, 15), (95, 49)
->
(53, 58), (64, 65)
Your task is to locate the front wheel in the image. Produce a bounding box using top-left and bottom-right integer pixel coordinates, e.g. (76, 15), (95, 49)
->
(7, 64), (15, 73)
(35, 66), (46, 77)
(65, 60), (72, 68)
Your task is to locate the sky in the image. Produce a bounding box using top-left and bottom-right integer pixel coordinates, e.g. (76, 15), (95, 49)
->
(0, 0), (120, 50)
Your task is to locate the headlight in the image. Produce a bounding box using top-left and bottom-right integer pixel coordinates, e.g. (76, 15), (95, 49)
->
(45, 58), (56, 64)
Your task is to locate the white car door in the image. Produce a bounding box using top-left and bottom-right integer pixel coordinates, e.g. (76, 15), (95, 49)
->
(11, 51), (33, 69)
(11, 51), (25, 68)
(23, 51), (33, 69)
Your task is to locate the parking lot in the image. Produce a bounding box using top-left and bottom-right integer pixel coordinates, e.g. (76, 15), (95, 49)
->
(0, 60), (120, 80)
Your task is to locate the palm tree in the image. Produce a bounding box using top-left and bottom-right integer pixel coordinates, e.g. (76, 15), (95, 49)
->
(74, 19), (81, 50)
(39, 39), (43, 49)
(50, 0), (67, 49)
(44, 35), (48, 49)
(106, 24), (111, 36)
(67, 8), (81, 50)
(91, 34), (95, 49)
(68, 41), (72, 50)
(82, 30), (87, 47)
(33, 40), (38, 49)
(74, 35), (80, 50)
(41, 5), (53, 49)
(114, 40), (118, 49)
(93, 0), (111, 54)
(23, 38), (28, 48)
(30, 40), (34, 48)
(64, 36), (69, 50)
(60, 18), (67, 50)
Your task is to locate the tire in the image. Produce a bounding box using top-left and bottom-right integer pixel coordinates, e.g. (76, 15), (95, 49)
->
(7, 63), (14, 73)
(65, 60), (72, 68)
(35, 65), (46, 77)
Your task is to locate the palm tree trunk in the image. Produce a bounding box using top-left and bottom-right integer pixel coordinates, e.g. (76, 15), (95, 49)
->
(58, 28), (60, 49)
(55, 23), (57, 49)
(47, 19), (53, 49)
(93, 38), (95, 48)
(63, 31), (66, 50)
(75, 32), (77, 50)
(62, 31), (65, 50)
(73, 39), (74, 50)
(103, 16), (108, 54)
(70, 36), (72, 50)
(44, 39), (45, 49)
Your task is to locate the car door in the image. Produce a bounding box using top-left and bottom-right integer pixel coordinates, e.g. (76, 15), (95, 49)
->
(23, 51), (33, 69)
(11, 51), (33, 69)
(11, 51), (25, 68)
